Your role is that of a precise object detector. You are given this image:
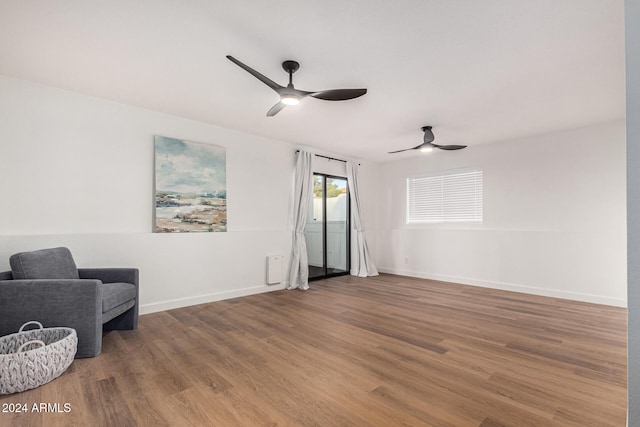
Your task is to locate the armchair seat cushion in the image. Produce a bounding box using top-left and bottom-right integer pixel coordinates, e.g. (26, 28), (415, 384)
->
(103, 300), (136, 324)
(100, 282), (136, 313)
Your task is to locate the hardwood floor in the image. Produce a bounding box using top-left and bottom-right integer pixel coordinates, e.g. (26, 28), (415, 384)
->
(1, 274), (627, 426)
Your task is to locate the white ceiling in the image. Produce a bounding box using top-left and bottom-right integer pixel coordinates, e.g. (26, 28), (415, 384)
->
(0, 1), (625, 162)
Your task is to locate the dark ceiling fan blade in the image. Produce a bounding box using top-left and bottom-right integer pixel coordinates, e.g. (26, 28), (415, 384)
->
(432, 144), (467, 150)
(266, 102), (286, 117)
(388, 143), (426, 154)
(388, 148), (417, 153)
(226, 55), (283, 93)
(310, 88), (367, 101)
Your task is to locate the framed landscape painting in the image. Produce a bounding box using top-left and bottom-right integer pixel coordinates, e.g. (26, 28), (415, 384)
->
(154, 136), (227, 232)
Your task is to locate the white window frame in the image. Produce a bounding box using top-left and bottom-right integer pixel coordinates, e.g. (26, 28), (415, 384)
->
(406, 168), (483, 224)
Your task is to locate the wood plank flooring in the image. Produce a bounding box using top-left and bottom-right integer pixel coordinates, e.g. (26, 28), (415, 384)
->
(0, 274), (627, 426)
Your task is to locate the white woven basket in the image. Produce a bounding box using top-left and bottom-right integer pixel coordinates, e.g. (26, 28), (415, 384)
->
(0, 321), (77, 394)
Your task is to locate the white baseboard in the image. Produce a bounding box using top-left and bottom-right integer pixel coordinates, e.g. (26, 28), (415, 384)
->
(377, 267), (627, 307)
(139, 282), (288, 315)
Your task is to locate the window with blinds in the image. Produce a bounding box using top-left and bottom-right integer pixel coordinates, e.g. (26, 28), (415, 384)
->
(407, 169), (483, 224)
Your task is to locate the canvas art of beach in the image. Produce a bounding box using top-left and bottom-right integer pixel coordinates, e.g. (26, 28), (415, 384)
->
(154, 136), (227, 232)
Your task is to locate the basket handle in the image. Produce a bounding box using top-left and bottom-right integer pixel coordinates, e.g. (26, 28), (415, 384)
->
(17, 340), (46, 353)
(18, 321), (44, 332)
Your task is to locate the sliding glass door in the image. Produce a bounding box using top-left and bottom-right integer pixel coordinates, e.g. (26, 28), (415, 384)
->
(305, 174), (350, 280)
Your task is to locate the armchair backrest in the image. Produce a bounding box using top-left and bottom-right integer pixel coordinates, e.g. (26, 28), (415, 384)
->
(9, 247), (80, 280)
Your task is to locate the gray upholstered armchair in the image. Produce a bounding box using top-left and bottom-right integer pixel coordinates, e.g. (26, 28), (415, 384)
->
(0, 247), (138, 358)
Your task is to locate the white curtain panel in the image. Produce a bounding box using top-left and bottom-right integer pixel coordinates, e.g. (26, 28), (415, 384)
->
(346, 161), (379, 277)
(286, 150), (314, 290)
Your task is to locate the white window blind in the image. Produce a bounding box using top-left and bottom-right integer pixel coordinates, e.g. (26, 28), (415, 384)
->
(407, 169), (483, 223)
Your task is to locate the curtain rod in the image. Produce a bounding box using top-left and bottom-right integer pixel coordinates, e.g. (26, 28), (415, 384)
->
(295, 150), (360, 165)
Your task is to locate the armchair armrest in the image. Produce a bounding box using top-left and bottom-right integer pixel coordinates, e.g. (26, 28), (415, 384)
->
(78, 268), (139, 286)
(0, 279), (103, 357)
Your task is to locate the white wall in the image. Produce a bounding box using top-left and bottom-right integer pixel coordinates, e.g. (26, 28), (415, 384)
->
(375, 121), (627, 306)
(0, 75), (297, 313)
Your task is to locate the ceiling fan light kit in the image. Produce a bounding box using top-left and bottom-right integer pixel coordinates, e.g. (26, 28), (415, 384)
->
(280, 94), (300, 105)
(226, 55), (367, 116)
